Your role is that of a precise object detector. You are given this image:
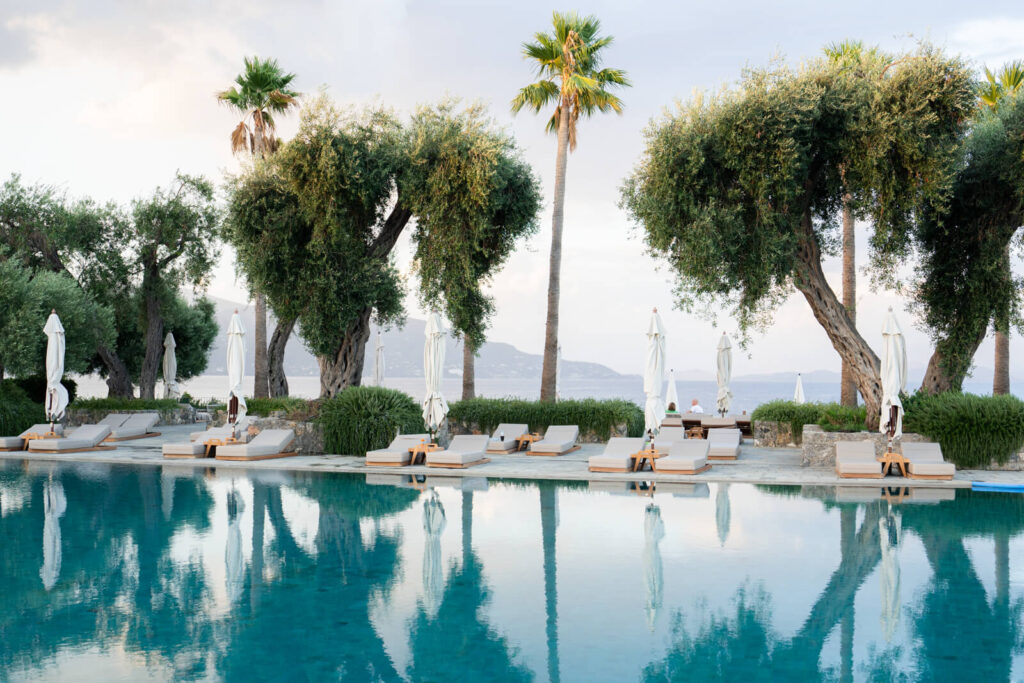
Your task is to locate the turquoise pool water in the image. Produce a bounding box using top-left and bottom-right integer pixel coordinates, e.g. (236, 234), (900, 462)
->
(1, 462), (1022, 682)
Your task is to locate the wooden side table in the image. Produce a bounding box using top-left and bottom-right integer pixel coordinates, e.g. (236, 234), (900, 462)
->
(877, 451), (908, 478)
(409, 442), (441, 465)
(204, 437), (239, 458)
(632, 448), (663, 472)
(516, 433), (540, 452)
(686, 426), (704, 440)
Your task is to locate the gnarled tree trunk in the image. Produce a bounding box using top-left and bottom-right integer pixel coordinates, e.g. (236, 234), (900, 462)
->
(97, 343), (134, 398)
(462, 335), (476, 400)
(254, 293), (269, 398)
(138, 290), (163, 399)
(793, 212), (881, 428)
(840, 196), (858, 407)
(920, 321), (988, 394)
(540, 103), (572, 402)
(268, 315), (296, 398)
(317, 309), (372, 398)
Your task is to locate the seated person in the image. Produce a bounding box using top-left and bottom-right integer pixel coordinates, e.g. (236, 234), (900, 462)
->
(688, 398), (705, 414)
(666, 402), (678, 414)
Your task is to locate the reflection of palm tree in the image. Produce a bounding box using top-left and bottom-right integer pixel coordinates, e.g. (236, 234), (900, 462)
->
(540, 481), (560, 683)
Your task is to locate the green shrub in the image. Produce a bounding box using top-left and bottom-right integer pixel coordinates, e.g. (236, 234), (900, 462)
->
(70, 397), (181, 411)
(902, 392), (1024, 468)
(0, 383), (45, 436)
(318, 386), (425, 456)
(446, 397), (645, 439)
(246, 397), (317, 420)
(750, 400), (824, 439)
(9, 375), (77, 405)
(816, 403), (868, 432)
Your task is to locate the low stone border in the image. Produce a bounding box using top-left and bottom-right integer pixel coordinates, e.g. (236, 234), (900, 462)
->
(66, 404), (196, 427)
(753, 420), (798, 447)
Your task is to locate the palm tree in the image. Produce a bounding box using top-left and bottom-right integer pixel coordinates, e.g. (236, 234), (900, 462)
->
(823, 40), (889, 407)
(979, 60), (1024, 396)
(218, 57), (300, 399)
(512, 12), (629, 401)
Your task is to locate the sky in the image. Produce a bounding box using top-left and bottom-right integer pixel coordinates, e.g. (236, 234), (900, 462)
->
(1, 0), (1023, 387)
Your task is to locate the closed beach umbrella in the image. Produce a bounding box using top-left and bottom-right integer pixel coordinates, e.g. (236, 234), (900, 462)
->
(373, 329), (385, 387)
(880, 308), (907, 441)
(422, 313), (448, 433)
(227, 311), (247, 425)
(665, 368), (679, 412)
(643, 504), (665, 631)
(43, 311), (69, 423)
(423, 493), (446, 619)
(879, 508), (902, 642)
(163, 332), (179, 399)
(716, 333), (733, 416)
(40, 479), (66, 591)
(716, 483), (731, 547)
(225, 489), (245, 604)
(794, 373), (806, 404)
(644, 309), (667, 434)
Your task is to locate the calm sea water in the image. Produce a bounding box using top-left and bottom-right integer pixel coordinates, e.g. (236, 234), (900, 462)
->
(1, 462), (1021, 681)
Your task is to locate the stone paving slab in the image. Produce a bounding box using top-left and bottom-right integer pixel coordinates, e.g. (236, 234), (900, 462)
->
(3, 424), (1022, 489)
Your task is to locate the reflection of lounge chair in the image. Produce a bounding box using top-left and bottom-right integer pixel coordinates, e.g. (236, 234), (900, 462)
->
(527, 425), (580, 456)
(365, 434), (431, 466)
(901, 442), (956, 481)
(106, 413), (161, 441)
(28, 425), (116, 453)
(587, 437), (645, 473)
(486, 423), (530, 453)
(906, 486), (956, 502)
(657, 482), (711, 498)
(365, 473), (414, 488)
(835, 441), (883, 479)
(588, 480), (633, 496)
(707, 428), (741, 460)
(833, 485), (883, 503)
(657, 440), (711, 475)
(215, 429), (298, 461)
(426, 435), (491, 469)
(701, 416), (737, 429)
(0, 423), (64, 451)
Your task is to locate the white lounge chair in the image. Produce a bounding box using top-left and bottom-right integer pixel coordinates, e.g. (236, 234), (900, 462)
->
(835, 440), (883, 479)
(0, 423), (64, 451)
(426, 435), (491, 469)
(486, 423), (530, 453)
(97, 414), (130, 428)
(588, 437), (645, 473)
(661, 414), (683, 428)
(653, 426), (685, 447)
(901, 442), (956, 481)
(28, 425), (115, 453)
(365, 434), (432, 466)
(657, 439), (711, 474)
(707, 428), (741, 460)
(106, 413), (161, 441)
(527, 425), (580, 456)
(164, 425), (248, 458)
(215, 429), (298, 461)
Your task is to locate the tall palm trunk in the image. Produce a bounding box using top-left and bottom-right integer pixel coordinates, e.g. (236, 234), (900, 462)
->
(253, 293), (269, 398)
(540, 104), (572, 402)
(462, 335), (476, 400)
(840, 196), (857, 406)
(993, 245), (1011, 396)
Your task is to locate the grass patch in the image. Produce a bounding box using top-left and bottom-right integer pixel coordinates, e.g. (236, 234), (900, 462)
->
(318, 386), (425, 456)
(446, 397), (645, 440)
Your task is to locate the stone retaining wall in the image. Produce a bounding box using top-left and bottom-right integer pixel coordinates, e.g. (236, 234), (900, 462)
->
(753, 420), (798, 447)
(66, 404), (196, 427)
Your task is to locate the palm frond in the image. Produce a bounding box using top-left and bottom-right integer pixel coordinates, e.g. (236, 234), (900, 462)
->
(230, 121), (250, 155)
(511, 80), (559, 113)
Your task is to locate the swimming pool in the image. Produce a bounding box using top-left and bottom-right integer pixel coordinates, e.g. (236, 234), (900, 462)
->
(1, 461), (1021, 681)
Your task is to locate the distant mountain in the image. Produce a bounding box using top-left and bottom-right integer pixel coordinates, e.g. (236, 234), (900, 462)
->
(203, 297), (629, 380)
(733, 369), (841, 384)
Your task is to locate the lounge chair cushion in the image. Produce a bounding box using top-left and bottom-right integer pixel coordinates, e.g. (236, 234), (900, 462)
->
(98, 414), (130, 427)
(190, 425), (239, 442)
(701, 416), (737, 429)
(426, 435), (489, 466)
(487, 423), (529, 451)
(110, 413), (159, 438)
(835, 440), (881, 475)
(29, 425), (111, 451)
(902, 442), (955, 477)
(530, 425), (579, 453)
(707, 428), (741, 457)
(216, 429), (295, 458)
(162, 441), (206, 456)
(654, 426), (685, 445)
(588, 437), (644, 470)
(365, 434), (431, 463)
(657, 440), (710, 472)
(0, 423), (64, 449)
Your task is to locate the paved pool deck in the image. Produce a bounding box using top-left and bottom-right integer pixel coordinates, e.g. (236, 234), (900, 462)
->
(3, 424), (1023, 490)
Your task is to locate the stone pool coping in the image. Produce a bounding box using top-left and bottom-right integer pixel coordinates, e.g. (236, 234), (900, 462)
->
(3, 424), (1023, 489)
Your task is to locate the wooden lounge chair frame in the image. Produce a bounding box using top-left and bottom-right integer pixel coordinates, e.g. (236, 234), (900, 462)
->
(104, 431), (162, 442)
(29, 445), (117, 454)
(655, 463), (712, 475)
(837, 470), (884, 479)
(526, 445), (581, 457)
(426, 457), (491, 470)
(215, 450), (299, 462)
(707, 453), (738, 461)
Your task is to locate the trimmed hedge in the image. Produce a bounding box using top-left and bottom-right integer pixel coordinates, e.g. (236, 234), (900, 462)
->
(446, 397), (645, 440)
(7, 375), (77, 405)
(318, 386), (426, 456)
(70, 397), (182, 411)
(752, 400), (868, 437)
(0, 383), (45, 436)
(246, 397), (318, 420)
(902, 392), (1024, 468)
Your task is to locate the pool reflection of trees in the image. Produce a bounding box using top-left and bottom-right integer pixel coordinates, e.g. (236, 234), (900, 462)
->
(643, 488), (1024, 682)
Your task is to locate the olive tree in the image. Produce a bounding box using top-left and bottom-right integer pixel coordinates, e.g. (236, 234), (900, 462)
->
(622, 47), (975, 426)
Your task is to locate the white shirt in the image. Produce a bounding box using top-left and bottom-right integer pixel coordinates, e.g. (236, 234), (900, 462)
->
(689, 405), (705, 414)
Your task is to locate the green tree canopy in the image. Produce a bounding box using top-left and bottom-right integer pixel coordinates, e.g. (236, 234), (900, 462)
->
(225, 97), (541, 396)
(621, 45), (975, 425)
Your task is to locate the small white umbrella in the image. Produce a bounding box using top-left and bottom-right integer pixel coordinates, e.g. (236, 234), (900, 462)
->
(665, 369), (680, 412)
(715, 483), (731, 547)
(644, 309), (667, 434)
(880, 308), (907, 443)
(225, 489), (245, 604)
(43, 311), (69, 424)
(794, 373), (806, 404)
(422, 313), (448, 434)
(162, 332), (179, 399)
(373, 329), (385, 387)
(716, 333), (733, 417)
(879, 508), (902, 642)
(643, 504), (665, 631)
(422, 493), (446, 619)
(227, 311), (247, 425)
(40, 479), (66, 591)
